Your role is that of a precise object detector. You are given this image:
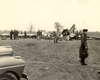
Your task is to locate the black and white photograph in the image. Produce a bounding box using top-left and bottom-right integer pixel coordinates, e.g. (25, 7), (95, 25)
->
(0, 0), (100, 80)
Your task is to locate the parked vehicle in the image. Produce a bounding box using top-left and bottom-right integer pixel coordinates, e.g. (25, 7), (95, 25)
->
(0, 46), (28, 80)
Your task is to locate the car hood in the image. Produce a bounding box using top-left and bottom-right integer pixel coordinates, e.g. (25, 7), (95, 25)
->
(0, 46), (13, 56)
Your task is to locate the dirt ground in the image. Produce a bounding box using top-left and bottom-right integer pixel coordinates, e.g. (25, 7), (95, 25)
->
(0, 38), (100, 80)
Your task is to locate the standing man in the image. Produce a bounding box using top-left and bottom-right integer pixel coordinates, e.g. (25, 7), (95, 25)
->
(75, 31), (79, 40)
(14, 30), (16, 39)
(37, 30), (40, 40)
(79, 29), (88, 65)
(24, 31), (27, 38)
(10, 30), (13, 40)
(16, 30), (19, 39)
(53, 31), (58, 43)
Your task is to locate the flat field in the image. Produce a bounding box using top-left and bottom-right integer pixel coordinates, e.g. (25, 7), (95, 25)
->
(0, 39), (100, 80)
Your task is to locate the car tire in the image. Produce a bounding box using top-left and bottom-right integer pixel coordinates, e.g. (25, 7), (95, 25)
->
(0, 72), (17, 80)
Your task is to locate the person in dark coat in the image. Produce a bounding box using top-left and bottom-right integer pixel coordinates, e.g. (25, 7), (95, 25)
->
(37, 30), (40, 40)
(16, 30), (19, 39)
(10, 30), (13, 40)
(14, 30), (17, 39)
(21, 31), (23, 34)
(75, 31), (79, 40)
(24, 31), (27, 38)
(53, 31), (58, 43)
(79, 29), (88, 65)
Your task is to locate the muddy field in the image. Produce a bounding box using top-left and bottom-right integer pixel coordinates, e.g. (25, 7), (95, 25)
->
(0, 39), (100, 80)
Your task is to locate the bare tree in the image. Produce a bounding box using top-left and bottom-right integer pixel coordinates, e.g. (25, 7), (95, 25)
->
(30, 23), (33, 33)
(27, 23), (34, 33)
(54, 22), (63, 32)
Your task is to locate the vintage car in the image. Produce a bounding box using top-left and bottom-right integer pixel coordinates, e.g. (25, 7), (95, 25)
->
(0, 46), (28, 80)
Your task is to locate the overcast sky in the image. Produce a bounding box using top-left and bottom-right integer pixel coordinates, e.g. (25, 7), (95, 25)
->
(0, 0), (100, 31)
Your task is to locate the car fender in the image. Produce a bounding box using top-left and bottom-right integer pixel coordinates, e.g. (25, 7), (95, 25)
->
(0, 56), (25, 78)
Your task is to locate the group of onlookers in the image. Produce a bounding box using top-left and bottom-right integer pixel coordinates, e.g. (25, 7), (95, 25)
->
(10, 30), (27, 39)
(10, 30), (19, 40)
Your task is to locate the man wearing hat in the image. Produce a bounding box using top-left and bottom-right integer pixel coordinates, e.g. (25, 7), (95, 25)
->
(79, 29), (88, 65)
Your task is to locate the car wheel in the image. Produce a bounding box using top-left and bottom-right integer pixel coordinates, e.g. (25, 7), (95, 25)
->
(0, 72), (17, 80)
